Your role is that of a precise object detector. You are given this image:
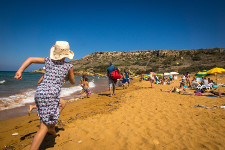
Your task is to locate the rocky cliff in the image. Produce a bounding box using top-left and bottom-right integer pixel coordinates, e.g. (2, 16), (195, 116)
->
(69, 48), (225, 75)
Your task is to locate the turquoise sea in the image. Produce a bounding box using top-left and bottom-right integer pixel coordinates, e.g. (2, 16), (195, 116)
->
(0, 71), (107, 111)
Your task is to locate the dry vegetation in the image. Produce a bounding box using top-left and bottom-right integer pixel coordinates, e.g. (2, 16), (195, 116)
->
(70, 48), (225, 75)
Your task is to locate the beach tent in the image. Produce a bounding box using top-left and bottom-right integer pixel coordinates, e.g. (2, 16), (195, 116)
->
(195, 70), (208, 77)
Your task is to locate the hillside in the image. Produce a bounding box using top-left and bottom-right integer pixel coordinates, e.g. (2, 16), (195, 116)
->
(71, 48), (225, 75)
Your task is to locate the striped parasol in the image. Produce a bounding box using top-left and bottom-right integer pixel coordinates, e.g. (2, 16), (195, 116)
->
(195, 70), (208, 77)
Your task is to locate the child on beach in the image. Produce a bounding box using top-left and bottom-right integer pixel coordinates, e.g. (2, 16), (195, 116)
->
(81, 77), (90, 98)
(14, 41), (75, 150)
(80, 75), (85, 95)
(122, 71), (128, 89)
(124, 69), (130, 87)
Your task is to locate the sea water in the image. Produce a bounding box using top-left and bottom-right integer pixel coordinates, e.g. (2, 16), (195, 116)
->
(0, 71), (107, 111)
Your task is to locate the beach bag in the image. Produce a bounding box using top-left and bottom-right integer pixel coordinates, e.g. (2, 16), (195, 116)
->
(110, 67), (121, 79)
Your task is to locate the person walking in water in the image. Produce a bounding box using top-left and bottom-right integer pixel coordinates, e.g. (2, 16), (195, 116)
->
(107, 62), (120, 97)
(82, 77), (90, 98)
(14, 41), (75, 150)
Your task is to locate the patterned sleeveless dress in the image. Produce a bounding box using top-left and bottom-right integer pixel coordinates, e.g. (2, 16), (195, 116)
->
(35, 57), (73, 125)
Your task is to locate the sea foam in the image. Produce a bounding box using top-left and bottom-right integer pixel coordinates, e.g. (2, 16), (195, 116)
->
(0, 82), (95, 111)
(0, 80), (6, 84)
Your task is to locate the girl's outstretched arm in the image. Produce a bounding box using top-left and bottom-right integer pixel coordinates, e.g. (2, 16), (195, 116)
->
(68, 67), (75, 84)
(14, 57), (45, 80)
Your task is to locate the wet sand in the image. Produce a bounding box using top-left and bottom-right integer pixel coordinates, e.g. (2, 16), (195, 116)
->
(0, 75), (225, 150)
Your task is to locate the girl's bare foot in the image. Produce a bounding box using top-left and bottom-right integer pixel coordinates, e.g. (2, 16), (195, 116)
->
(48, 126), (58, 136)
(48, 129), (58, 136)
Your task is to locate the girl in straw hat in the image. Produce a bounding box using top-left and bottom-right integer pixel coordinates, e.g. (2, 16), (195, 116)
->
(14, 41), (75, 150)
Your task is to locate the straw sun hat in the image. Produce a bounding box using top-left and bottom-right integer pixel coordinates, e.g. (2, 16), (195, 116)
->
(50, 41), (74, 60)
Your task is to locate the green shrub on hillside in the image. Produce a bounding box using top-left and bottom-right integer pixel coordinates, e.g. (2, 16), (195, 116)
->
(191, 55), (201, 61)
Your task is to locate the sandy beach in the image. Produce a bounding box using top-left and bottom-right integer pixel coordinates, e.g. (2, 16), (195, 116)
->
(1, 75), (225, 150)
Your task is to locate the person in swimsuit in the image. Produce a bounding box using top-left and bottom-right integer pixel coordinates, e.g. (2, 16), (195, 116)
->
(81, 77), (90, 98)
(14, 41), (75, 150)
(160, 82), (186, 93)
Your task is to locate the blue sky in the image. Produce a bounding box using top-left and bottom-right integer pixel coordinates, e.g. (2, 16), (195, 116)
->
(0, 0), (225, 71)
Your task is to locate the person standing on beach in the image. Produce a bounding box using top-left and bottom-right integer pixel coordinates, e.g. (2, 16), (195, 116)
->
(107, 62), (120, 97)
(124, 69), (130, 87)
(149, 70), (155, 88)
(80, 75), (85, 97)
(122, 71), (128, 89)
(82, 77), (90, 98)
(14, 41), (75, 150)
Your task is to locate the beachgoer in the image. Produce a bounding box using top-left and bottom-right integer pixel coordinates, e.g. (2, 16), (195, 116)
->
(149, 70), (155, 88)
(186, 72), (191, 87)
(160, 82), (186, 93)
(14, 41), (75, 150)
(169, 74), (173, 81)
(81, 77), (90, 98)
(181, 90), (225, 97)
(181, 74), (185, 83)
(80, 75), (85, 96)
(155, 75), (159, 84)
(122, 71), (128, 89)
(107, 62), (120, 97)
(124, 69), (130, 87)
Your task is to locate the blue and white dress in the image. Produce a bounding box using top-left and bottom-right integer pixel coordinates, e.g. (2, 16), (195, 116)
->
(35, 57), (73, 125)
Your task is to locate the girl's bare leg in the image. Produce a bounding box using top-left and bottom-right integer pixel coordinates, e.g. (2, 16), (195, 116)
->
(30, 122), (48, 150)
(180, 91), (194, 95)
(160, 87), (175, 93)
(60, 98), (66, 113)
(151, 80), (153, 88)
(28, 105), (37, 115)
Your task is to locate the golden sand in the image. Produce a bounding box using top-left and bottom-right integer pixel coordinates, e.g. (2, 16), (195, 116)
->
(0, 75), (225, 150)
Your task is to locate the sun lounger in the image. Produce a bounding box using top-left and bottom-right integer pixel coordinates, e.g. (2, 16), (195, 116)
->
(191, 82), (201, 90)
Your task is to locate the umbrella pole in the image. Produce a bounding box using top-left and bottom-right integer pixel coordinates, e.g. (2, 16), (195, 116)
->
(216, 73), (217, 84)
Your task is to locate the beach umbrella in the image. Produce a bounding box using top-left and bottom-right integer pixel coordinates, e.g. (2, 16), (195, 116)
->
(207, 67), (225, 83)
(195, 70), (208, 77)
(157, 73), (163, 77)
(170, 72), (179, 75)
(206, 67), (225, 75)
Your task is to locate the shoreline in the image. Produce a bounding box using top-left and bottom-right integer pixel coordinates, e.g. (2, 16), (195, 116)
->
(0, 78), (109, 121)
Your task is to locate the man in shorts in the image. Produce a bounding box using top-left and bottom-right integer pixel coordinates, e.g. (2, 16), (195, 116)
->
(107, 62), (120, 97)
